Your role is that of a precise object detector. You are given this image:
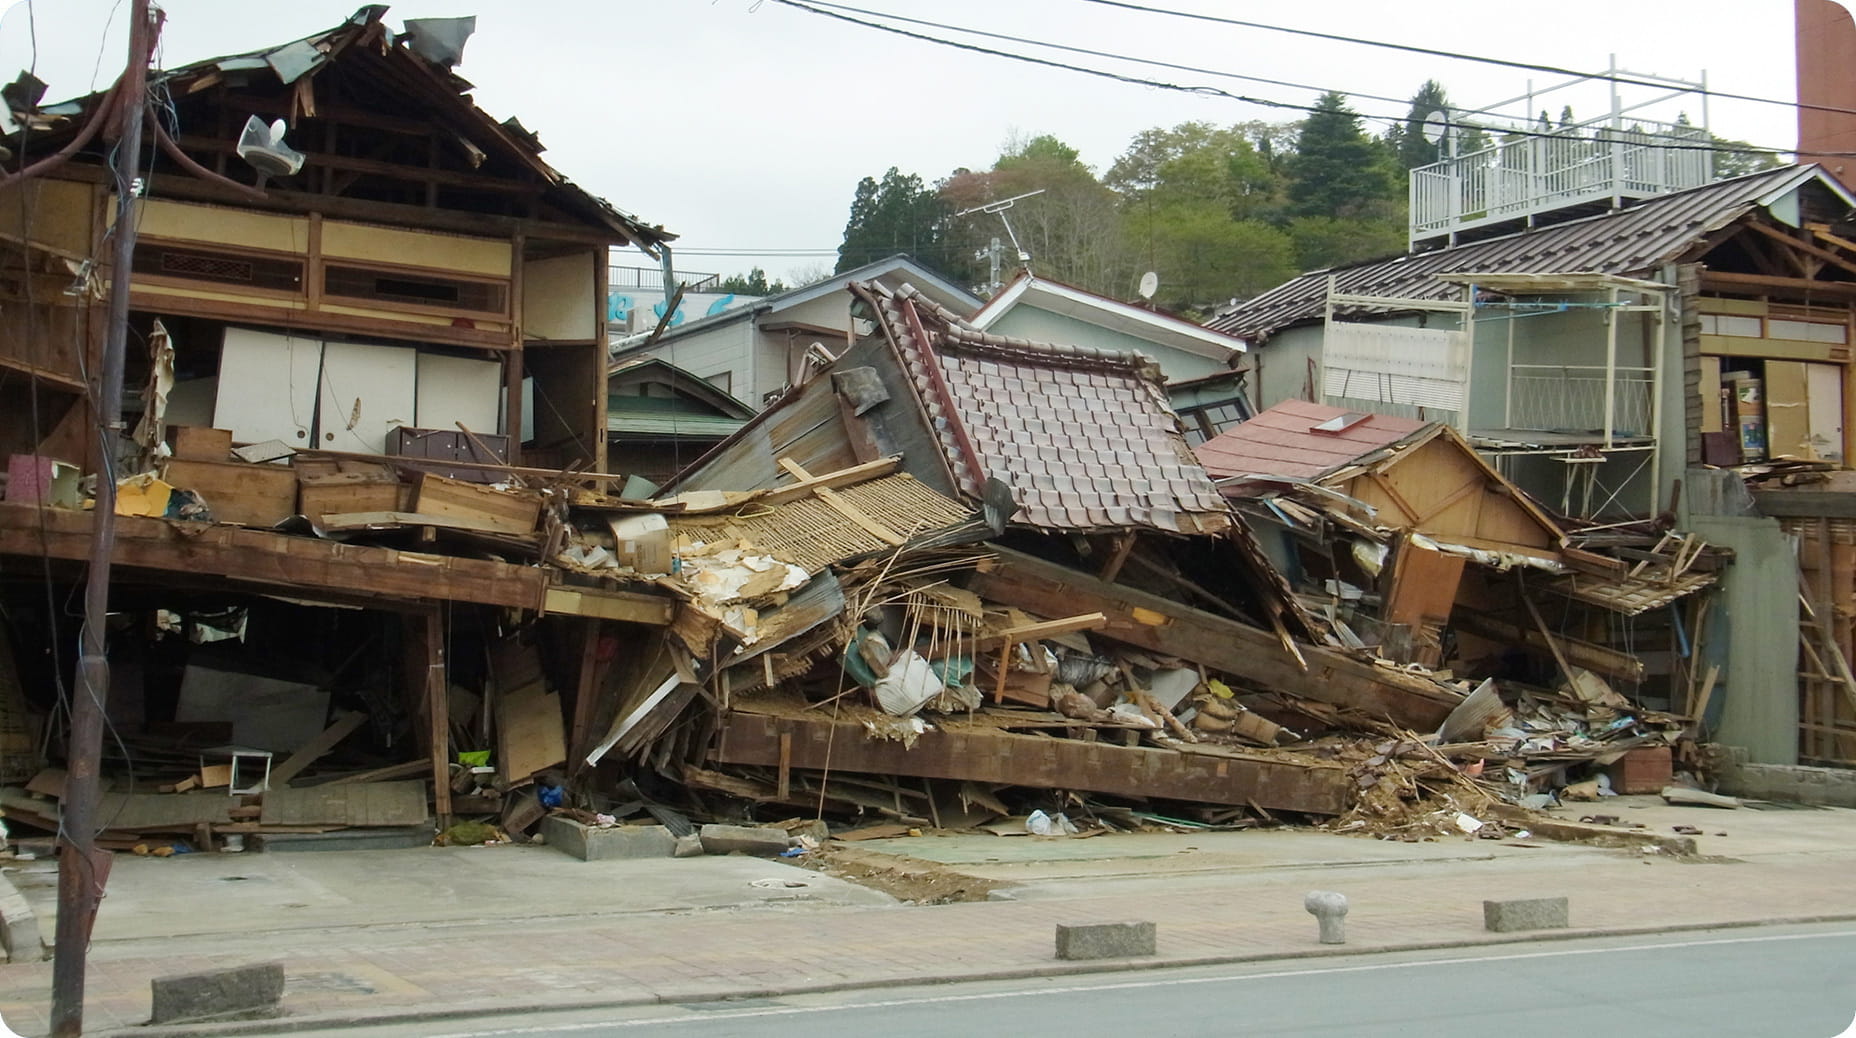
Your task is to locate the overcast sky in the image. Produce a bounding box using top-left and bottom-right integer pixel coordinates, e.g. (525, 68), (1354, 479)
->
(0, 0), (1822, 285)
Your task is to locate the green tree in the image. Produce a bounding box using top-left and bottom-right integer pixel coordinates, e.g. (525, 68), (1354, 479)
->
(1710, 136), (1783, 179)
(941, 133), (1128, 295)
(1287, 214), (1408, 271)
(1395, 80), (1452, 172)
(835, 167), (952, 273)
(1287, 92), (1399, 220)
(714, 267), (786, 296)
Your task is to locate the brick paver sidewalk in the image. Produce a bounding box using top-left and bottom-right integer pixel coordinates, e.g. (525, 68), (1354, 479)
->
(2, 848), (1852, 1036)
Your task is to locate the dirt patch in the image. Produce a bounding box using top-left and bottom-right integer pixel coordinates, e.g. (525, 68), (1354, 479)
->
(799, 843), (1004, 904)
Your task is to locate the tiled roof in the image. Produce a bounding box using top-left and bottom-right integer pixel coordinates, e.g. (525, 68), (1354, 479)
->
(1205, 166), (1853, 341)
(1195, 400), (1427, 488)
(856, 282), (1231, 536)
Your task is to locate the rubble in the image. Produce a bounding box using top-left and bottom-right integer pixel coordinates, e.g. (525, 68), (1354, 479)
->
(0, 278), (1740, 863)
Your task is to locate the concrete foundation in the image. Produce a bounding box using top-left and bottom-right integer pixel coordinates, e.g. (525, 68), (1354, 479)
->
(1055, 921), (1156, 960)
(150, 962), (285, 1024)
(1710, 745), (1856, 807)
(538, 816), (677, 861)
(698, 823), (792, 856)
(1483, 897), (1569, 933)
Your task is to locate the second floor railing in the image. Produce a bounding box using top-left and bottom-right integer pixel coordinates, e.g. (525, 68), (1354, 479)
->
(1411, 120), (1712, 244)
(1506, 364), (1655, 440)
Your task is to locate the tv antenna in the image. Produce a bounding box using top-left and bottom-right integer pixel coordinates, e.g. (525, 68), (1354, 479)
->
(957, 188), (1044, 296)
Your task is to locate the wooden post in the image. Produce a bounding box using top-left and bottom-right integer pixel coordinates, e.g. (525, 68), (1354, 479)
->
(53, 5), (156, 1034)
(406, 607), (452, 827)
(568, 617), (604, 771)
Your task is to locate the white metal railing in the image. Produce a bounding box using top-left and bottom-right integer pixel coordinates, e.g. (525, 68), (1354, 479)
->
(1506, 364), (1655, 437)
(1411, 120), (1712, 243)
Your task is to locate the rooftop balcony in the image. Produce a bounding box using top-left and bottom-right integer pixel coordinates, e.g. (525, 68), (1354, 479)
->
(1410, 119), (1712, 248)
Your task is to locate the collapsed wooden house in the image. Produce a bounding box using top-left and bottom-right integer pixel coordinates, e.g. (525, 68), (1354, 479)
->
(561, 280), (1476, 822)
(0, 8), (689, 845)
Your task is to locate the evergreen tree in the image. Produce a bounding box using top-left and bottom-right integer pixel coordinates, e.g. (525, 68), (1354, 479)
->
(715, 267), (786, 296)
(1396, 80), (1452, 172)
(1287, 92), (1398, 220)
(834, 167), (950, 273)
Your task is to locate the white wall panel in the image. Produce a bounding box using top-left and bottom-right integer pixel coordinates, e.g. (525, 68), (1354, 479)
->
(213, 328), (322, 446)
(316, 342), (417, 453)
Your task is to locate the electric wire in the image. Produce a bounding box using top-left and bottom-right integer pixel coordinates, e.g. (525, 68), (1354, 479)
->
(769, 0), (1795, 158)
(1075, 0), (1856, 121)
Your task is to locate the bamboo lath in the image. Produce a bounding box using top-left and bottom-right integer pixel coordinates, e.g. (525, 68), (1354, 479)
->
(668, 474), (975, 574)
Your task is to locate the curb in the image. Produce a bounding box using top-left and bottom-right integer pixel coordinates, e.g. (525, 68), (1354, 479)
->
(108, 912), (1856, 1038)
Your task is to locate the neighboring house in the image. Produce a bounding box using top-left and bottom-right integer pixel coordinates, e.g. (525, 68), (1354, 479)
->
(1207, 163), (1856, 769)
(607, 357), (756, 490)
(969, 273), (1251, 444)
(965, 272), (1254, 447)
(968, 272), (1247, 380)
(612, 255), (981, 408)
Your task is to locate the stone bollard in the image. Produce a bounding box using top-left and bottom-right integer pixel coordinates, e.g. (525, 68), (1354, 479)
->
(1304, 890), (1348, 944)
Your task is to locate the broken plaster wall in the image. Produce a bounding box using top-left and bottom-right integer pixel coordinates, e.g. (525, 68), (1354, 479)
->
(1682, 507), (1800, 765)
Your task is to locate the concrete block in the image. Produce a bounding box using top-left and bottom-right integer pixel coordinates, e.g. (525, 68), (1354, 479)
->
(1055, 921), (1156, 960)
(0, 872), (46, 962)
(1483, 897), (1569, 933)
(150, 962), (285, 1024)
(538, 816), (676, 861)
(672, 833), (704, 858)
(698, 823), (793, 857)
(1303, 890), (1348, 944)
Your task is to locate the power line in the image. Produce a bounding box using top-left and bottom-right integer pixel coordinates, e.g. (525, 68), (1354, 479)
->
(793, 0), (1410, 109)
(1076, 0), (1856, 121)
(768, 0), (1795, 157)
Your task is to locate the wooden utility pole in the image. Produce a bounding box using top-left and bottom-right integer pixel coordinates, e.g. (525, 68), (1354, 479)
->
(51, 2), (157, 1033)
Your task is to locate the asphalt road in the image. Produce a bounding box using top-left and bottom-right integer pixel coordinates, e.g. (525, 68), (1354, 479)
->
(337, 924), (1856, 1038)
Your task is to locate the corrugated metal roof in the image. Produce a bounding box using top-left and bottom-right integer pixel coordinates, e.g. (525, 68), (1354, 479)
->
(1206, 166), (1852, 341)
(857, 282), (1231, 536)
(1195, 400), (1427, 486)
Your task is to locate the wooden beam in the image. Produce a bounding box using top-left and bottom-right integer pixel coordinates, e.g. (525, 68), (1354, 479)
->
(714, 710), (1351, 815)
(543, 586), (674, 626)
(1700, 270), (1856, 300)
(1744, 220), (1856, 280)
(0, 502), (545, 609)
(127, 289), (514, 351)
(1451, 610), (1645, 681)
(568, 618), (605, 770)
(269, 711), (368, 787)
(761, 456), (901, 505)
(134, 171), (627, 246)
(966, 546), (1462, 730)
(1097, 533), (1136, 583)
(410, 607), (452, 826)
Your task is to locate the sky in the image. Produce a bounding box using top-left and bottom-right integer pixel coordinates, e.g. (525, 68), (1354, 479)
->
(0, 0), (1819, 287)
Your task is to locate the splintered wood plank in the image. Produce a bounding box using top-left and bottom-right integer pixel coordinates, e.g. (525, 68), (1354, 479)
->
(260, 780), (429, 826)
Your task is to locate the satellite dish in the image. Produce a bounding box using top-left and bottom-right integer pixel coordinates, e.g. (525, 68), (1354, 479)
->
(236, 115), (305, 177)
(1137, 271), (1159, 301)
(1420, 110), (1453, 144)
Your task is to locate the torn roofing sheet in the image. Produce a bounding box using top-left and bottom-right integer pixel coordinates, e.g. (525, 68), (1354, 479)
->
(854, 281), (1231, 536)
